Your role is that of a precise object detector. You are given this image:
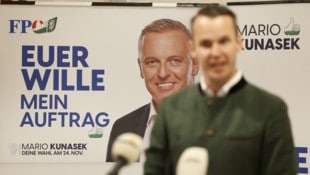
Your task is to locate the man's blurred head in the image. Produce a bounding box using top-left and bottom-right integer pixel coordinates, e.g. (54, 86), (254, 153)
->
(190, 5), (242, 92)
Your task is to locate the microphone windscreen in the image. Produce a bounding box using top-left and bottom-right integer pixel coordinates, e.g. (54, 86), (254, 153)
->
(111, 132), (142, 164)
(176, 147), (209, 175)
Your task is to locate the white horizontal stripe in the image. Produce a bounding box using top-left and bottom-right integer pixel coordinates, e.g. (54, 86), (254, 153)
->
(152, 3), (177, 7)
(35, 1), (92, 6)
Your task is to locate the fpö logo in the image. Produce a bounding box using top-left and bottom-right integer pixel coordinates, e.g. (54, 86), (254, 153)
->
(238, 17), (301, 50)
(9, 17), (57, 34)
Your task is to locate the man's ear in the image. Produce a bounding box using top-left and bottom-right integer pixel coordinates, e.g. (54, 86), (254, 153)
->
(137, 58), (144, 79)
(188, 40), (199, 76)
(191, 58), (199, 76)
(236, 32), (243, 51)
(188, 40), (196, 58)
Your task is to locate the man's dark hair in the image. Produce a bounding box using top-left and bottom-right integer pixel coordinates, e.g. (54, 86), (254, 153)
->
(191, 5), (238, 35)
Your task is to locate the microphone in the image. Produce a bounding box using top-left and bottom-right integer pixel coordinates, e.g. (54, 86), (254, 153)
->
(176, 147), (209, 175)
(107, 132), (142, 175)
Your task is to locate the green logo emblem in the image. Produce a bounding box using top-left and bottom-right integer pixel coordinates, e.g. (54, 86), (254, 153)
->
(284, 17), (300, 35)
(32, 17), (57, 34)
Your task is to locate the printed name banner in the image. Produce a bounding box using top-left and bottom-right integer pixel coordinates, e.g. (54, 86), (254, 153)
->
(0, 5), (198, 163)
(0, 3), (309, 175)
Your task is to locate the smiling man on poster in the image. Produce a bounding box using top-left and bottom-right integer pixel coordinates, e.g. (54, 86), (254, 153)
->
(106, 18), (199, 162)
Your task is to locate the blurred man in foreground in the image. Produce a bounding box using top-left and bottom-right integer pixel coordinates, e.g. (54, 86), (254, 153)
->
(144, 5), (297, 175)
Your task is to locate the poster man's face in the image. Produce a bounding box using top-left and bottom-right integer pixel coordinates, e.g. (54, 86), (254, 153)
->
(139, 30), (198, 106)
